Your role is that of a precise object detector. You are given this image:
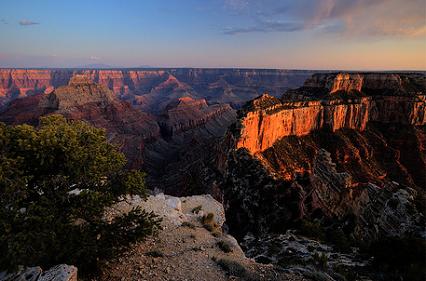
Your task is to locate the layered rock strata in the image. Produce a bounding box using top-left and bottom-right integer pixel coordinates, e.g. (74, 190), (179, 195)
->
(237, 73), (425, 154)
(0, 77), (161, 168)
(0, 68), (315, 110)
(0, 78), (237, 187)
(224, 73), (426, 243)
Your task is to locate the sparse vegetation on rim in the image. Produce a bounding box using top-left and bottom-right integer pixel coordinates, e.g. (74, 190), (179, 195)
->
(0, 115), (161, 275)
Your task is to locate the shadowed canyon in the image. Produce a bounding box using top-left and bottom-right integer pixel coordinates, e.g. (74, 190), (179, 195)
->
(1, 69), (425, 281)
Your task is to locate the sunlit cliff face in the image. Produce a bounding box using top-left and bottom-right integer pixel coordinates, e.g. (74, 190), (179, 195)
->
(236, 73), (426, 155)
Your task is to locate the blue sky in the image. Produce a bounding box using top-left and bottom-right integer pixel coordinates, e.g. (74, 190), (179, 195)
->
(0, 0), (425, 70)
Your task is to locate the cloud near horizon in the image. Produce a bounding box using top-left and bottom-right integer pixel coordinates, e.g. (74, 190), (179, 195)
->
(19, 19), (40, 26)
(223, 0), (426, 37)
(224, 20), (305, 35)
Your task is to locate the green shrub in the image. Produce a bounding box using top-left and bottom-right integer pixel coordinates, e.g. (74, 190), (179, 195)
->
(145, 250), (164, 258)
(216, 258), (247, 277)
(201, 212), (220, 235)
(312, 252), (328, 270)
(0, 115), (161, 274)
(217, 240), (233, 253)
(191, 205), (202, 214)
(181, 221), (196, 229)
(202, 212), (215, 225)
(298, 220), (326, 241)
(326, 228), (351, 252)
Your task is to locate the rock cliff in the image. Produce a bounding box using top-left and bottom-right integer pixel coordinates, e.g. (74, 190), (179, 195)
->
(0, 77), (161, 168)
(0, 68), (314, 110)
(159, 97), (235, 136)
(237, 73), (425, 154)
(0, 76), (237, 188)
(100, 193), (304, 281)
(144, 97), (236, 195)
(224, 72), (425, 244)
(0, 264), (77, 281)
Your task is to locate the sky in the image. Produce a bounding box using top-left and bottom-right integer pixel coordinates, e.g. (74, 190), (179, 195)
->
(0, 0), (425, 70)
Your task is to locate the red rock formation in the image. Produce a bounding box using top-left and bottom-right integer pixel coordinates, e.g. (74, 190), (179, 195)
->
(304, 72), (405, 93)
(224, 74), (426, 243)
(144, 96), (237, 194)
(0, 77), (160, 168)
(0, 69), (71, 104)
(237, 73), (425, 154)
(0, 68), (314, 110)
(160, 96), (235, 135)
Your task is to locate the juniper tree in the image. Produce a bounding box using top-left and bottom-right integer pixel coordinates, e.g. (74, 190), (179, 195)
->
(0, 115), (160, 273)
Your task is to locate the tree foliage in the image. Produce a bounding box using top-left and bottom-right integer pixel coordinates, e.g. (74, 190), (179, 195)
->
(0, 115), (160, 273)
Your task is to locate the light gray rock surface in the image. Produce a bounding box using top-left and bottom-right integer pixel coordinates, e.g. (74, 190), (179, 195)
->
(105, 193), (226, 228)
(0, 265), (76, 281)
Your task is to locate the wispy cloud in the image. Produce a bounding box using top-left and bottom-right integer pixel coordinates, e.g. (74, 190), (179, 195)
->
(19, 19), (40, 26)
(224, 0), (249, 11)
(224, 20), (304, 35)
(222, 0), (426, 37)
(1, 19), (7, 24)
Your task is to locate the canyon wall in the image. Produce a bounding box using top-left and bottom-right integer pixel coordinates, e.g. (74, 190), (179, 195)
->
(159, 96), (235, 136)
(236, 73), (425, 154)
(224, 72), (426, 244)
(0, 75), (237, 190)
(303, 72), (425, 93)
(0, 68), (314, 110)
(0, 75), (161, 168)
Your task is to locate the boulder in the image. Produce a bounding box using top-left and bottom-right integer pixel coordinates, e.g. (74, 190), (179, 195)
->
(105, 193), (226, 228)
(0, 265), (76, 281)
(0, 267), (42, 281)
(38, 265), (77, 281)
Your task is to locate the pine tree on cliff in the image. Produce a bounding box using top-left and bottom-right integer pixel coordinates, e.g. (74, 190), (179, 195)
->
(0, 115), (161, 274)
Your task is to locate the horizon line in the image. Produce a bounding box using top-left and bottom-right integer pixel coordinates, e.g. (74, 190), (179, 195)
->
(1, 66), (425, 72)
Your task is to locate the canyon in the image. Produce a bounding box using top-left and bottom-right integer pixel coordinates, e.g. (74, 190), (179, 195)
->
(237, 73), (425, 154)
(223, 72), (425, 244)
(0, 69), (425, 280)
(0, 68), (314, 111)
(217, 72), (425, 281)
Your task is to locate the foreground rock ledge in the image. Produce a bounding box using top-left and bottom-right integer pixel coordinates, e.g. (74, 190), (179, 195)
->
(0, 264), (77, 281)
(98, 193), (307, 281)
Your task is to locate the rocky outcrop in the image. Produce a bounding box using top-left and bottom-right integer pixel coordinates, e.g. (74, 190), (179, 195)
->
(0, 78), (161, 168)
(303, 72), (426, 94)
(311, 149), (425, 240)
(100, 193), (305, 281)
(159, 97), (236, 136)
(237, 73), (425, 154)
(0, 73), (238, 189)
(223, 72), (426, 246)
(106, 193), (226, 228)
(225, 127), (426, 242)
(0, 69), (72, 105)
(0, 264), (77, 281)
(0, 68), (314, 110)
(243, 230), (371, 281)
(237, 95), (371, 153)
(144, 97), (237, 195)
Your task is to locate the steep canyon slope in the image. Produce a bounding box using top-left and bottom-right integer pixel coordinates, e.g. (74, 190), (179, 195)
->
(224, 72), (425, 243)
(0, 68), (314, 111)
(0, 68), (313, 193)
(0, 72), (238, 190)
(0, 74), (161, 167)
